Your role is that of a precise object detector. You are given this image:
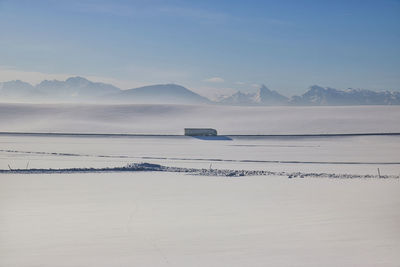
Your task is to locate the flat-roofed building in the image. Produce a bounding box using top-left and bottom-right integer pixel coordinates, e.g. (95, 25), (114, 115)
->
(184, 128), (217, 136)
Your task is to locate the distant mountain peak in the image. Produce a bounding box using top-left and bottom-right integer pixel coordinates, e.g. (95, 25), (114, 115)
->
(65, 76), (91, 86)
(66, 76), (88, 81)
(257, 84), (288, 105)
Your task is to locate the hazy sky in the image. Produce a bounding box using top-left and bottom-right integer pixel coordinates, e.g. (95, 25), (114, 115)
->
(0, 0), (399, 97)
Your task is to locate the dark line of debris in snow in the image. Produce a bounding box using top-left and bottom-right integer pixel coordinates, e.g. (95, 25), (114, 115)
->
(0, 163), (398, 179)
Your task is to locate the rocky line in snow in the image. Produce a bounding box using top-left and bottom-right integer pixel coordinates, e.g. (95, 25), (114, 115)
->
(0, 162), (398, 179)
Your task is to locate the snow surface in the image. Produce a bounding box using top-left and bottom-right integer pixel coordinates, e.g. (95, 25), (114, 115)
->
(1, 172), (399, 267)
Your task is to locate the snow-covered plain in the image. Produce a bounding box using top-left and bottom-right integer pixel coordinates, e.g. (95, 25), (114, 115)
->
(0, 134), (399, 175)
(1, 172), (399, 267)
(0, 104), (400, 266)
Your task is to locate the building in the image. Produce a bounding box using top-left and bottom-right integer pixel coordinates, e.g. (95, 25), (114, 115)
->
(184, 128), (217, 136)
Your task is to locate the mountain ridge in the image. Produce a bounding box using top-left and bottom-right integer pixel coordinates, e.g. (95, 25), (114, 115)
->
(107, 84), (210, 104)
(1, 77), (399, 105)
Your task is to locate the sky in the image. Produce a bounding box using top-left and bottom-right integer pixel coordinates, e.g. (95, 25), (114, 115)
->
(0, 0), (399, 98)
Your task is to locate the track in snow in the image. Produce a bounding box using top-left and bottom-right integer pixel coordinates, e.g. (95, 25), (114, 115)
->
(1, 149), (400, 165)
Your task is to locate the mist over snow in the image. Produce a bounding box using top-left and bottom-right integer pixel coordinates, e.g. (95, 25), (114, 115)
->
(0, 103), (399, 135)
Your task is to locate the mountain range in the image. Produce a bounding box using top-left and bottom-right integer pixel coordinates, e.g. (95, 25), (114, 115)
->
(0, 77), (399, 105)
(289, 85), (400, 105)
(0, 77), (209, 104)
(220, 85), (289, 105)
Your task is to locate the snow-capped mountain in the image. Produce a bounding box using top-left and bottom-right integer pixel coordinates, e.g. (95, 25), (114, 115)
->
(220, 85), (288, 106)
(256, 85), (289, 105)
(290, 85), (400, 105)
(219, 91), (258, 105)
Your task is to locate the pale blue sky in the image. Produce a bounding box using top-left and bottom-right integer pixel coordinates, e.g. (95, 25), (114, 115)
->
(0, 0), (399, 97)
